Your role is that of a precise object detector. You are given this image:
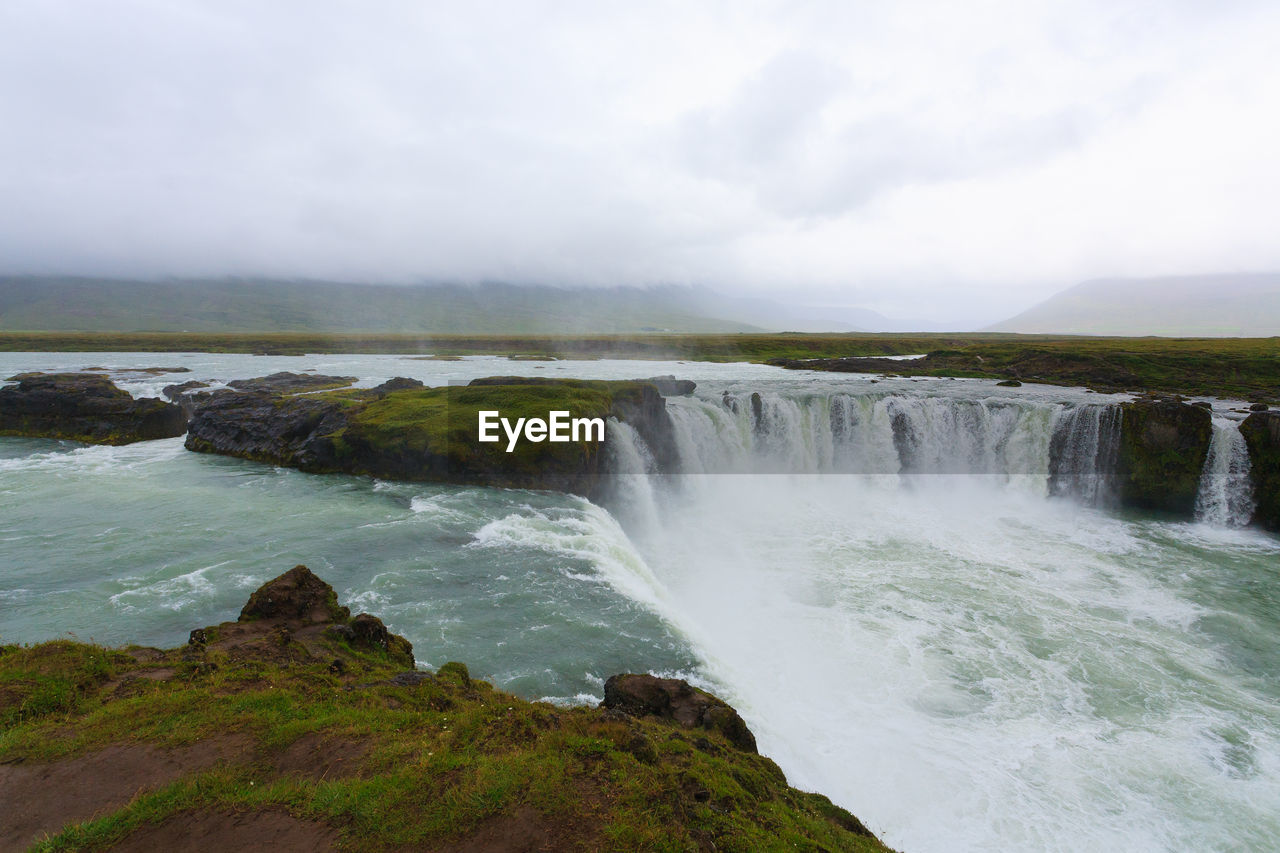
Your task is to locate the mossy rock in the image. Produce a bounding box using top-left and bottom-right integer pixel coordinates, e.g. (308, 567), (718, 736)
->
(1241, 411), (1280, 530)
(1116, 398), (1212, 515)
(0, 566), (895, 852)
(186, 376), (677, 497)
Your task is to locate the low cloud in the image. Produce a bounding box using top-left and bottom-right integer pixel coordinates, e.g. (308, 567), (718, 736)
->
(1, 0), (1277, 324)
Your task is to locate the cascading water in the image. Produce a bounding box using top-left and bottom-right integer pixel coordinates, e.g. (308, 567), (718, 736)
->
(1195, 416), (1255, 527)
(594, 385), (1280, 852)
(1047, 403), (1122, 505)
(602, 419), (663, 537)
(656, 389), (1087, 487)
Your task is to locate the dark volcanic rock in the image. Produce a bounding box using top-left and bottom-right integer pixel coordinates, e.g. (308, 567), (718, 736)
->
(349, 613), (392, 648)
(226, 372), (357, 394)
(602, 674), (758, 753)
(1241, 411), (1280, 530)
(162, 380), (213, 417)
(185, 565), (414, 669)
(996, 379), (1022, 387)
(239, 565), (351, 624)
(1116, 396), (1212, 516)
(116, 366), (191, 375)
(371, 377), (425, 395)
(643, 375), (697, 396)
(186, 374), (682, 496)
(162, 380), (211, 401)
(0, 373), (186, 444)
(608, 382), (681, 474)
(329, 613), (416, 664)
(749, 392), (764, 432)
(185, 389), (349, 470)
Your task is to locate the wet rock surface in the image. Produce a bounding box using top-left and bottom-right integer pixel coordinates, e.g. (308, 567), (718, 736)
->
(1241, 410), (1280, 530)
(643, 375), (697, 396)
(0, 372), (186, 444)
(370, 376), (424, 394)
(225, 371), (358, 394)
(602, 673), (759, 753)
(185, 388), (350, 470)
(1116, 396), (1213, 516)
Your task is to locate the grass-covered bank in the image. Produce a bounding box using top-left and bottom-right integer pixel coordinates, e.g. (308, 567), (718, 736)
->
(0, 330), (943, 360)
(3, 331), (1277, 399)
(768, 335), (1280, 401)
(0, 567), (894, 852)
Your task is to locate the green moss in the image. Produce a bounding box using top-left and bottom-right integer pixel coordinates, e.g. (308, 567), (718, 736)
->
(0, 641), (130, 727)
(1, 637), (894, 853)
(324, 381), (630, 488)
(1241, 413), (1280, 530)
(1116, 400), (1212, 515)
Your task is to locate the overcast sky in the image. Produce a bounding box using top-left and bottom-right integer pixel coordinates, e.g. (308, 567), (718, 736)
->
(2, 1), (1278, 324)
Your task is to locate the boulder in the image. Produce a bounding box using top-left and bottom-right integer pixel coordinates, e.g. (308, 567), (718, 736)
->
(371, 377), (425, 395)
(996, 379), (1022, 387)
(1240, 411), (1280, 530)
(1116, 396), (1212, 516)
(642, 376), (697, 396)
(602, 674), (758, 753)
(608, 383), (681, 473)
(162, 379), (211, 401)
(0, 372), (186, 444)
(180, 566), (415, 669)
(239, 565), (350, 624)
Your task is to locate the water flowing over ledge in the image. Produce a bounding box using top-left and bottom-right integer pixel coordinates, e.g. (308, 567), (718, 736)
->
(606, 384), (1260, 528)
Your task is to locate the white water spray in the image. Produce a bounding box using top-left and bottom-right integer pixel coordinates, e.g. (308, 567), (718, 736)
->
(1195, 417), (1255, 527)
(590, 387), (1280, 852)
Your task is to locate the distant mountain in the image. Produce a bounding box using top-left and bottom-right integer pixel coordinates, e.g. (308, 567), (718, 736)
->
(0, 277), (767, 334)
(986, 273), (1280, 336)
(784, 305), (966, 333)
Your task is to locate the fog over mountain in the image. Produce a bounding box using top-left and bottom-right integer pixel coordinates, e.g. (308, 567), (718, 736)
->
(0, 277), (765, 335)
(2, 275), (954, 334)
(2, 2), (1280, 327)
(986, 273), (1280, 337)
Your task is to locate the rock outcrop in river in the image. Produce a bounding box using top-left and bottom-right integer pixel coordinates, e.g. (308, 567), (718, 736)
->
(186, 376), (684, 497)
(1116, 396), (1213, 515)
(0, 372), (186, 444)
(0, 565), (891, 852)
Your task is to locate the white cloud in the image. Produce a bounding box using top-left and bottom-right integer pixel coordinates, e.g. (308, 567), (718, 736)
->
(0, 0), (1277, 324)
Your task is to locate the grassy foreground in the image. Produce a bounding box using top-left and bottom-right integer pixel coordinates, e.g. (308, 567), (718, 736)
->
(0, 568), (893, 852)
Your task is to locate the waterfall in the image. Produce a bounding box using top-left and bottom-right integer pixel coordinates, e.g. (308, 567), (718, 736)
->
(608, 388), (1258, 527)
(603, 419), (663, 537)
(1195, 417), (1255, 527)
(663, 391), (1068, 482)
(1047, 404), (1121, 505)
